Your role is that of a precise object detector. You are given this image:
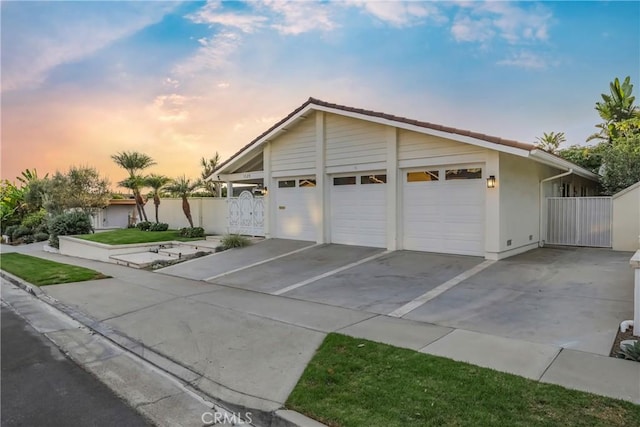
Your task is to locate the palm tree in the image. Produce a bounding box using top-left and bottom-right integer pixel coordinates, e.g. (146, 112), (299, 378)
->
(164, 176), (202, 228)
(535, 131), (566, 154)
(118, 175), (148, 222)
(111, 151), (156, 221)
(144, 174), (170, 223)
(200, 152), (221, 196)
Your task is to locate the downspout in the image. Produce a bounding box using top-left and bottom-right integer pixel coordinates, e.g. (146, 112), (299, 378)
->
(539, 169), (573, 247)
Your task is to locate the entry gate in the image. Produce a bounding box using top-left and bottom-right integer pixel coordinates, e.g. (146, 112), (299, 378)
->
(228, 190), (265, 236)
(546, 197), (612, 247)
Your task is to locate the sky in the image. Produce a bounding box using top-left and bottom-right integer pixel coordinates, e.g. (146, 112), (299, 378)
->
(1, 0), (639, 188)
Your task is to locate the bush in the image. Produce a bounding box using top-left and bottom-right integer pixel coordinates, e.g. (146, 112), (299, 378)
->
(149, 222), (169, 232)
(34, 232), (50, 242)
(23, 235), (35, 244)
(136, 221), (152, 231)
(12, 225), (31, 240)
(617, 340), (640, 362)
(179, 227), (205, 238)
(21, 208), (47, 232)
(4, 225), (19, 242)
(221, 234), (251, 250)
(48, 211), (93, 248)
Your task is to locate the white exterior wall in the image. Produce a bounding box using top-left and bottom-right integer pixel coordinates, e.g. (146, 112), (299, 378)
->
(498, 153), (563, 255)
(325, 113), (387, 168)
(612, 182), (640, 251)
(398, 129), (486, 163)
(156, 198), (227, 234)
(271, 112), (317, 173)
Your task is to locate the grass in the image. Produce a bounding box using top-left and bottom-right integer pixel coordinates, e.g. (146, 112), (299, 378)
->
(0, 253), (109, 286)
(76, 228), (204, 245)
(287, 334), (640, 427)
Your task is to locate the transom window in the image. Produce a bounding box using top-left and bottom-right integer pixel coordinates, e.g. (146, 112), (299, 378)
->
(445, 168), (482, 180)
(361, 174), (387, 184)
(299, 179), (316, 187)
(333, 176), (356, 186)
(278, 180), (296, 188)
(407, 171), (439, 182)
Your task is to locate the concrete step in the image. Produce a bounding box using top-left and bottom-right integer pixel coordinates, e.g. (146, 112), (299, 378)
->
(158, 245), (214, 258)
(109, 252), (175, 269)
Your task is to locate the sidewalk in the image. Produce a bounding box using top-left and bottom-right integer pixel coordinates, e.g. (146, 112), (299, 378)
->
(2, 244), (639, 422)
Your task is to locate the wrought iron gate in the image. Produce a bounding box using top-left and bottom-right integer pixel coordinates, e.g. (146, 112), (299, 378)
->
(228, 190), (265, 236)
(546, 197), (612, 247)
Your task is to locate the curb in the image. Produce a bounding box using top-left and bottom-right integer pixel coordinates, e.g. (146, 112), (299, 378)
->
(0, 270), (323, 427)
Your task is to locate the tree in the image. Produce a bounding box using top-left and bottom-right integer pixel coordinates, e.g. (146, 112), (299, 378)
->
(45, 166), (110, 215)
(16, 168), (48, 187)
(200, 152), (221, 196)
(0, 180), (26, 232)
(589, 76), (640, 143)
(164, 176), (202, 228)
(111, 151), (156, 221)
(600, 133), (640, 194)
(144, 174), (170, 223)
(535, 131), (566, 154)
(117, 175), (147, 222)
(557, 143), (608, 174)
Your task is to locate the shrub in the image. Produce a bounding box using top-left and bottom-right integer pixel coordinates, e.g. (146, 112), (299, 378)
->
(23, 235), (35, 244)
(136, 221), (152, 231)
(179, 227), (205, 238)
(4, 225), (19, 242)
(617, 340), (640, 362)
(34, 232), (50, 242)
(149, 222), (169, 232)
(48, 211), (93, 248)
(221, 234), (251, 250)
(21, 208), (47, 231)
(12, 225), (31, 240)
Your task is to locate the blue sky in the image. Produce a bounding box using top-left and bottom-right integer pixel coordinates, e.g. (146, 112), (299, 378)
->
(2, 1), (639, 183)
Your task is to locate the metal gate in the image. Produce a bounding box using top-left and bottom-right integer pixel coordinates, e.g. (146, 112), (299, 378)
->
(228, 190), (265, 236)
(546, 197), (612, 247)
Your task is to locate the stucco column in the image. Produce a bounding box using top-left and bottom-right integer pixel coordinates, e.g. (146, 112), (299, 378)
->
(263, 142), (272, 238)
(484, 151), (501, 259)
(315, 111), (328, 244)
(386, 126), (398, 250)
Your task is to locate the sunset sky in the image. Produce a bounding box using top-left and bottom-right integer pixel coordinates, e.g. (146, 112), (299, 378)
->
(2, 1), (639, 188)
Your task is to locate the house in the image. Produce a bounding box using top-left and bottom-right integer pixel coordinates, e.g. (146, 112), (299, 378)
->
(90, 199), (137, 230)
(212, 98), (599, 260)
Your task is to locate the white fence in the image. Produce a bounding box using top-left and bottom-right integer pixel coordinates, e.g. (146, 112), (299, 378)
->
(546, 197), (612, 248)
(155, 198), (227, 234)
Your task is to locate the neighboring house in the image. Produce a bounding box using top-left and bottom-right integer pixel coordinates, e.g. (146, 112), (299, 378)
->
(90, 199), (137, 230)
(212, 98), (599, 260)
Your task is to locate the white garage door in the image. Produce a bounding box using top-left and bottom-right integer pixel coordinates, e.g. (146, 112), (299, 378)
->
(331, 173), (386, 248)
(275, 177), (318, 241)
(403, 166), (485, 256)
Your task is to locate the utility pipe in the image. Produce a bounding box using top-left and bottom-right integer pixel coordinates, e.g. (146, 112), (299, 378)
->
(539, 169), (573, 247)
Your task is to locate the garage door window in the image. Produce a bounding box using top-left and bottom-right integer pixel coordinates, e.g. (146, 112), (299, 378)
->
(407, 171), (439, 182)
(445, 168), (482, 180)
(299, 179), (316, 187)
(278, 180), (296, 188)
(361, 174), (387, 184)
(333, 176), (356, 185)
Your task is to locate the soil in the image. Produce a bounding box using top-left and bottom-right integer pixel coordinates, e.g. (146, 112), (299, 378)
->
(609, 327), (639, 357)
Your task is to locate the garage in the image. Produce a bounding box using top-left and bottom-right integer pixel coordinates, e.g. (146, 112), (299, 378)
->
(275, 177), (318, 241)
(403, 165), (485, 256)
(330, 173), (387, 248)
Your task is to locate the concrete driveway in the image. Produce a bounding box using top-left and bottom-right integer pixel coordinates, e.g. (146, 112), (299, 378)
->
(403, 247), (634, 355)
(159, 240), (634, 356)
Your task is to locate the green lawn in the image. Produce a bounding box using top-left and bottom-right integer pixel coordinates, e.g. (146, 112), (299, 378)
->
(0, 253), (109, 286)
(77, 228), (203, 245)
(287, 334), (640, 427)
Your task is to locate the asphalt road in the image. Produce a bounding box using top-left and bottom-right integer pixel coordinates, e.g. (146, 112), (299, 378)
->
(1, 305), (150, 427)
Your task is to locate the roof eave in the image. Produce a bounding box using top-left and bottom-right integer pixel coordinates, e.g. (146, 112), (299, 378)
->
(529, 149), (600, 180)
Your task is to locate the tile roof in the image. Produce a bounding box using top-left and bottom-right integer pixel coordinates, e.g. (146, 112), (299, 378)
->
(214, 97), (538, 173)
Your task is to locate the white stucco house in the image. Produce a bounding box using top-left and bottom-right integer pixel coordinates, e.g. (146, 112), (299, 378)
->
(213, 98), (599, 260)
